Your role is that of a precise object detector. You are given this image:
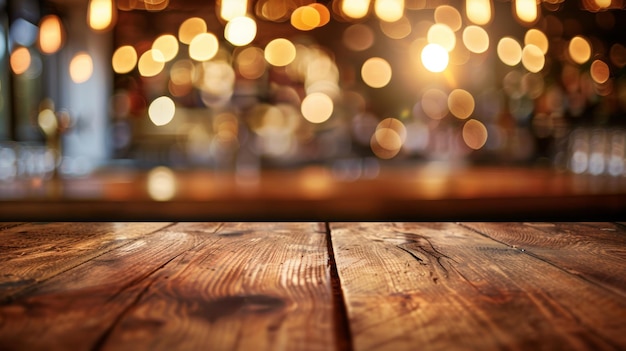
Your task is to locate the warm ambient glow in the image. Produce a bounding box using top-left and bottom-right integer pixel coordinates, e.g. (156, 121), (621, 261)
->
(88, 0), (115, 31)
(569, 36), (592, 64)
(343, 24), (375, 51)
(427, 24), (456, 52)
(225, 16), (257, 46)
(421, 43), (449, 73)
(69, 52), (93, 84)
(466, 0), (492, 25)
(219, 0), (248, 21)
(147, 166), (176, 201)
(38, 15), (64, 54)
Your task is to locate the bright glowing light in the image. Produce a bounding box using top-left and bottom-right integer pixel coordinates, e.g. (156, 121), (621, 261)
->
(147, 166), (176, 201)
(466, 0), (492, 25)
(88, 0), (115, 31)
(463, 26), (489, 54)
(38, 109), (58, 135)
(291, 6), (320, 31)
(112, 46), (138, 74)
(569, 36), (592, 65)
(301, 92), (334, 123)
(220, 0), (248, 21)
(264, 38), (296, 67)
(152, 34), (179, 62)
(148, 96), (176, 126)
(361, 57), (392, 88)
(421, 43), (449, 72)
(10, 47), (31, 75)
(178, 17), (207, 45)
(434, 5), (462, 32)
(594, 0), (611, 8)
(38, 15), (64, 54)
(521, 44), (545, 73)
(138, 49), (165, 77)
(590, 60), (610, 84)
(225, 16), (257, 46)
(375, 0), (404, 22)
(514, 0), (538, 24)
(448, 89), (475, 119)
(497, 37), (522, 66)
(427, 23), (456, 52)
(342, 0), (371, 19)
(236, 47), (266, 79)
(189, 33), (219, 61)
(524, 29), (548, 54)
(309, 3), (331, 26)
(69, 52), (93, 84)
(463, 119), (488, 150)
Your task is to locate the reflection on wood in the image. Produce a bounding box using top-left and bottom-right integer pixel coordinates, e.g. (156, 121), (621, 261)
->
(330, 222), (626, 351)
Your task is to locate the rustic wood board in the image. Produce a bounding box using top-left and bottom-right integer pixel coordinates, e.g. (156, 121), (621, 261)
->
(97, 222), (337, 351)
(461, 222), (626, 297)
(0, 222), (172, 302)
(331, 222), (626, 351)
(0, 222), (222, 351)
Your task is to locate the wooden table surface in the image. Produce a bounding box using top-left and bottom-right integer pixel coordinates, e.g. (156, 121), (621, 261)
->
(1, 166), (626, 221)
(1, 222), (625, 350)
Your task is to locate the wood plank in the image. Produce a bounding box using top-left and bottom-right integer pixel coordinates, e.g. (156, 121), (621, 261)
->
(0, 222), (223, 351)
(461, 222), (626, 296)
(0, 222), (172, 302)
(98, 222), (337, 351)
(331, 222), (626, 351)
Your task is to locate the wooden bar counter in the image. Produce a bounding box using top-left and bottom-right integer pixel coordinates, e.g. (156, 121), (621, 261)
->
(0, 222), (625, 350)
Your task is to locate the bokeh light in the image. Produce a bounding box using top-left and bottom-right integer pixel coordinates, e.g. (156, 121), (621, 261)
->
(88, 0), (115, 31)
(427, 23), (456, 52)
(225, 16), (257, 46)
(301, 92), (334, 123)
(569, 36), (592, 64)
(361, 57), (392, 88)
(379, 16), (412, 39)
(521, 44), (545, 73)
(291, 6), (320, 31)
(463, 119), (488, 149)
(448, 89), (475, 119)
(69, 52), (94, 84)
(466, 0), (493, 25)
(524, 29), (548, 54)
(497, 37), (522, 66)
(219, 0), (248, 22)
(264, 38), (296, 67)
(422, 88), (449, 120)
(148, 96), (176, 126)
(434, 5), (462, 32)
(10, 47), (31, 75)
(462, 26), (489, 54)
(189, 33), (219, 61)
(138, 49), (165, 77)
(112, 45), (138, 74)
(152, 34), (179, 62)
(178, 17), (207, 45)
(343, 24), (375, 51)
(375, 0), (404, 22)
(38, 15), (64, 54)
(342, 0), (371, 19)
(590, 59), (610, 84)
(421, 43), (449, 72)
(309, 3), (330, 26)
(147, 166), (176, 201)
(514, 0), (538, 24)
(236, 46), (266, 79)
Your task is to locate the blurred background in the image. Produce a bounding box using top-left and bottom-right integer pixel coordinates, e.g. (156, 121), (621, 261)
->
(0, 0), (625, 191)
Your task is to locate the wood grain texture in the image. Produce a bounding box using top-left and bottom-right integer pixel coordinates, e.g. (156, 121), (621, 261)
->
(98, 222), (336, 351)
(461, 222), (626, 297)
(0, 222), (171, 302)
(331, 222), (626, 351)
(0, 222), (222, 351)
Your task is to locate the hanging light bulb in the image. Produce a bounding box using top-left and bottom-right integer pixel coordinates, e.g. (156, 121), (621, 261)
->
(465, 0), (492, 25)
(342, 0), (371, 19)
(38, 15), (65, 54)
(88, 0), (116, 31)
(219, 0), (248, 22)
(513, 0), (539, 24)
